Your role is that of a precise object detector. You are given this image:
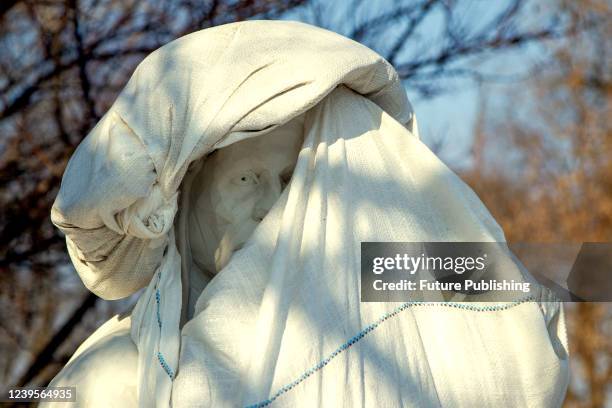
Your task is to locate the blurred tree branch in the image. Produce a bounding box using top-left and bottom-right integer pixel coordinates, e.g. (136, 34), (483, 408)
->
(0, 0), (21, 18)
(464, 2), (611, 406)
(15, 292), (98, 388)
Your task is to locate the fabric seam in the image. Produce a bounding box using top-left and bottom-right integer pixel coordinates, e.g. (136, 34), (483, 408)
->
(155, 271), (175, 380)
(245, 295), (537, 408)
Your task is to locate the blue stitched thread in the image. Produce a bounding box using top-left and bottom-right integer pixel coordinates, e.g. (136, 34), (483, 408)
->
(155, 289), (162, 329)
(245, 296), (535, 408)
(154, 271), (174, 380)
(157, 351), (175, 380)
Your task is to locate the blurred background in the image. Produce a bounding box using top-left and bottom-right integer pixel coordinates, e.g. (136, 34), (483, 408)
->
(0, 0), (610, 406)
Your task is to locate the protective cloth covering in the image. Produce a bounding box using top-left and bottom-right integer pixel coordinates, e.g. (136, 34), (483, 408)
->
(50, 20), (569, 407)
(172, 85), (569, 407)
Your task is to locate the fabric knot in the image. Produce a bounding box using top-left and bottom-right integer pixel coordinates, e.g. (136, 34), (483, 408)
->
(119, 183), (178, 242)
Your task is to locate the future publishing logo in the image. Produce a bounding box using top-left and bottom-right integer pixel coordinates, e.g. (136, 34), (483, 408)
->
(371, 277), (531, 293)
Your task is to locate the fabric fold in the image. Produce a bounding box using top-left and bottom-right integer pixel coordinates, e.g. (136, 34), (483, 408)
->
(171, 86), (569, 407)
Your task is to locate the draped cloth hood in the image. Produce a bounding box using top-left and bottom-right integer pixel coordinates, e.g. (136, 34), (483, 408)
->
(51, 20), (569, 407)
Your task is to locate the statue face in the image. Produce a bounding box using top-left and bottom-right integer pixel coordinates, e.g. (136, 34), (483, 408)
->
(191, 116), (304, 273)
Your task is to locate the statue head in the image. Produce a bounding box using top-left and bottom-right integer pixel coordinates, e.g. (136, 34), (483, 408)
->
(189, 114), (305, 274)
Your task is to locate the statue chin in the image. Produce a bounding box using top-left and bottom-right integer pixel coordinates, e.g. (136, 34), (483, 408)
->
(213, 235), (235, 273)
(212, 236), (249, 273)
(208, 218), (259, 273)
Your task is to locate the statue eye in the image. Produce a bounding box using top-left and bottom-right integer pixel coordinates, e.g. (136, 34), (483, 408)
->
(232, 172), (258, 186)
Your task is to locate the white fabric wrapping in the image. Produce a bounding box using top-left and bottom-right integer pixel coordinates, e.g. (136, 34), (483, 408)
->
(173, 86), (569, 407)
(50, 20), (569, 407)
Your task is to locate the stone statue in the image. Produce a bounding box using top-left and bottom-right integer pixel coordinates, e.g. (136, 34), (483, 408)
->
(45, 20), (569, 408)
